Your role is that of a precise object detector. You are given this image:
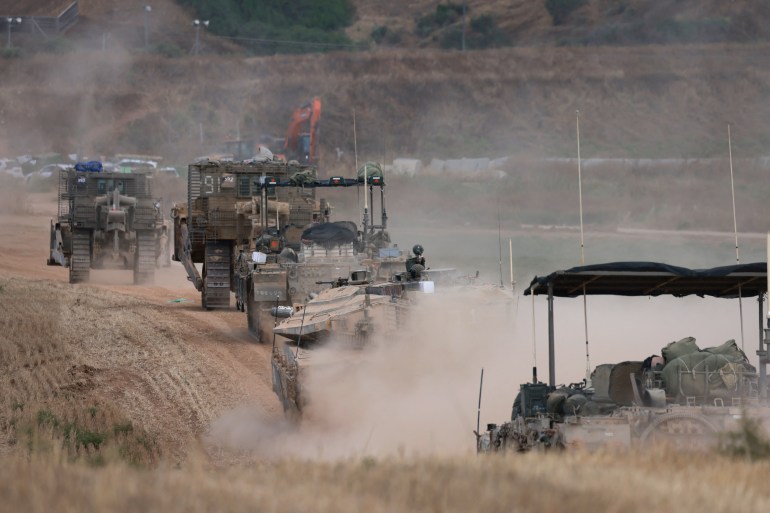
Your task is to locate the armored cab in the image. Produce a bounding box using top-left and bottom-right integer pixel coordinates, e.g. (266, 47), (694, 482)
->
(47, 164), (168, 284)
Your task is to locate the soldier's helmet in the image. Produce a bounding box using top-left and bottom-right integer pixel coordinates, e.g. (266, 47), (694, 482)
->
(412, 244), (424, 256)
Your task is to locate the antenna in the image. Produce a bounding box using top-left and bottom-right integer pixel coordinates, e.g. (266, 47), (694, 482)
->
(509, 238), (515, 291)
(576, 109), (592, 387)
(728, 124), (745, 350)
(531, 291), (537, 381)
(474, 368), (484, 448)
(353, 108), (359, 176)
(497, 203), (503, 288)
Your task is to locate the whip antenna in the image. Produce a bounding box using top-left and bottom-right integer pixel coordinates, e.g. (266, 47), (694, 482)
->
(531, 291), (537, 381)
(577, 110), (592, 387)
(497, 203), (504, 288)
(509, 238), (515, 291)
(474, 368), (484, 449)
(728, 124), (745, 350)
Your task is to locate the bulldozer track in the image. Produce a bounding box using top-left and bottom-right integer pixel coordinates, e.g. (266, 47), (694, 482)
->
(134, 231), (156, 285)
(202, 240), (231, 309)
(69, 229), (91, 284)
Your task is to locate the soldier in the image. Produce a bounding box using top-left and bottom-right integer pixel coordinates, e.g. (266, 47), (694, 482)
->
(406, 244), (426, 280)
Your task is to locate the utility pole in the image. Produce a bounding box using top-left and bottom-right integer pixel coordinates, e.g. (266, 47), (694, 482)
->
(6, 17), (21, 49)
(461, 2), (467, 51)
(144, 5), (152, 50)
(191, 19), (209, 55)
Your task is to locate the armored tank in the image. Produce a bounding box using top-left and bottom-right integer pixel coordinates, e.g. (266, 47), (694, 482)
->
(47, 163), (169, 284)
(478, 260), (770, 452)
(271, 266), (433, 415)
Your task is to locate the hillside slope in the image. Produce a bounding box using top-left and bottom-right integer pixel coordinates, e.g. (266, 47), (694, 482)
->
(2, 43), (770, 164)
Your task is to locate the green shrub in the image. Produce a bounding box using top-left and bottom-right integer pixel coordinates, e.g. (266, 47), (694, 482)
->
(371, 25), (388, 44)
(75, 429), (105, 450)
(179, 0), (355, 54)
(152, 43), (183, 58)
(36, 410), (59, 429)
(471, 15), (495, 34)
(545, 0), (587, 26)
(718, 413), (770, 461)
(416, 2), (465, 37)
(1, 47), (22, 59)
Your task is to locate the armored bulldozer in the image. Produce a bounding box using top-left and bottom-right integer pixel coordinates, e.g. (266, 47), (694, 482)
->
(171, 159), (331, 309)
(47, 164), (169, 284)
(478, 261), (770, 452)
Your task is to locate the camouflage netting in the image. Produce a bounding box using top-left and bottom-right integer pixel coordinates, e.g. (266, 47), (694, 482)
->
(661, 339), (755, 398)
(662, 336), (700, 362)
(288, 169), (315, 185)
(301, 221), (358, 249)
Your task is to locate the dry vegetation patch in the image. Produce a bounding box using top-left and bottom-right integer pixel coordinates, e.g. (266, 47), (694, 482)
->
(1, 450), (769, 512)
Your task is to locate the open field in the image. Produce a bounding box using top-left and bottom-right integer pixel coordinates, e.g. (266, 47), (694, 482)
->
(3, 448), (770, 512)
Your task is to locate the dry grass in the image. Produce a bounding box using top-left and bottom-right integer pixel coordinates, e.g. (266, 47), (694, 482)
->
(0, 275), (161, 465)
(0, 448), (768, 512)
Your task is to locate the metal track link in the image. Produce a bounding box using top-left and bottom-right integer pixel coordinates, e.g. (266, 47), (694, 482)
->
(134, 231), (156, 285)
(202, 240), (231, 309)
(69, 229), (91, 284)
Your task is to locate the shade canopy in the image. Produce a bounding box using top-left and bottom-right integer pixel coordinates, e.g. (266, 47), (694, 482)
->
(524, 261), (767, 299)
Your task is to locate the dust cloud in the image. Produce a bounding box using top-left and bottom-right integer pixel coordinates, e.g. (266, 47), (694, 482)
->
(207, 286), (519, 459)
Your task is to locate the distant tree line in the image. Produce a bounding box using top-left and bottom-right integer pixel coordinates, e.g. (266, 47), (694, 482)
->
(178, 0), (356, 54)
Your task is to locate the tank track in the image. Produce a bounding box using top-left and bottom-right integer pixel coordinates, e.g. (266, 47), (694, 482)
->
(202, 240), (231, 309)
(134, 231), (156, 285)
(69, 229), (91, 284)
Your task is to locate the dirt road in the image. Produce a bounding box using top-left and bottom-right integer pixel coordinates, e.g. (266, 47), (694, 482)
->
(0, 191), (281, 459)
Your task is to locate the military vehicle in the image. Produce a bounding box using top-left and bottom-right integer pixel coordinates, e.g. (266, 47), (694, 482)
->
(478, 260), (770, 452)
(171, 159), (330, 309)
(47, 163), (169, 284)
(232, 161), (411, 341)
(271, 263), (435, 414)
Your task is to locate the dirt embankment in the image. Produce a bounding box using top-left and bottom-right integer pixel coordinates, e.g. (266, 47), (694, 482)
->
(0, 191), (280, 461)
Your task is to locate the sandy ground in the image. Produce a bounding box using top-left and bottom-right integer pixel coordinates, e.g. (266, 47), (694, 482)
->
(0, 191), (281, 458)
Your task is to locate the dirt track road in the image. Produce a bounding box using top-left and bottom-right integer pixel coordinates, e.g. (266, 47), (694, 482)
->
(0, 192), (281, 458)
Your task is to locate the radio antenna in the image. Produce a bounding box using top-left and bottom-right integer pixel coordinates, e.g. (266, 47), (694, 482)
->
(474, 368), (484, 450)
(497, 203), (504, 288)
(728, 124), (745, 350)
(577, 109), (592, 387)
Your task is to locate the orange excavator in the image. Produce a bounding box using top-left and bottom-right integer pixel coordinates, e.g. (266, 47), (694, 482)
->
(281, 96), (321, 165)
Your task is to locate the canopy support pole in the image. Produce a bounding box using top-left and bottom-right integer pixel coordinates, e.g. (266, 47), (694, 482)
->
(757, 293), (770, 402)
(548, 283), (555, 387)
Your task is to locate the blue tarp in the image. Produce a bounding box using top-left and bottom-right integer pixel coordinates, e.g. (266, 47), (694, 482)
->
(74, 161), (103, 173)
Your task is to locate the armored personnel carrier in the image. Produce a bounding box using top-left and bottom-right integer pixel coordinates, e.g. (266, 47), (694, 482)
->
(47, 163), (169, 284)
(479, 260), (770, 452)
